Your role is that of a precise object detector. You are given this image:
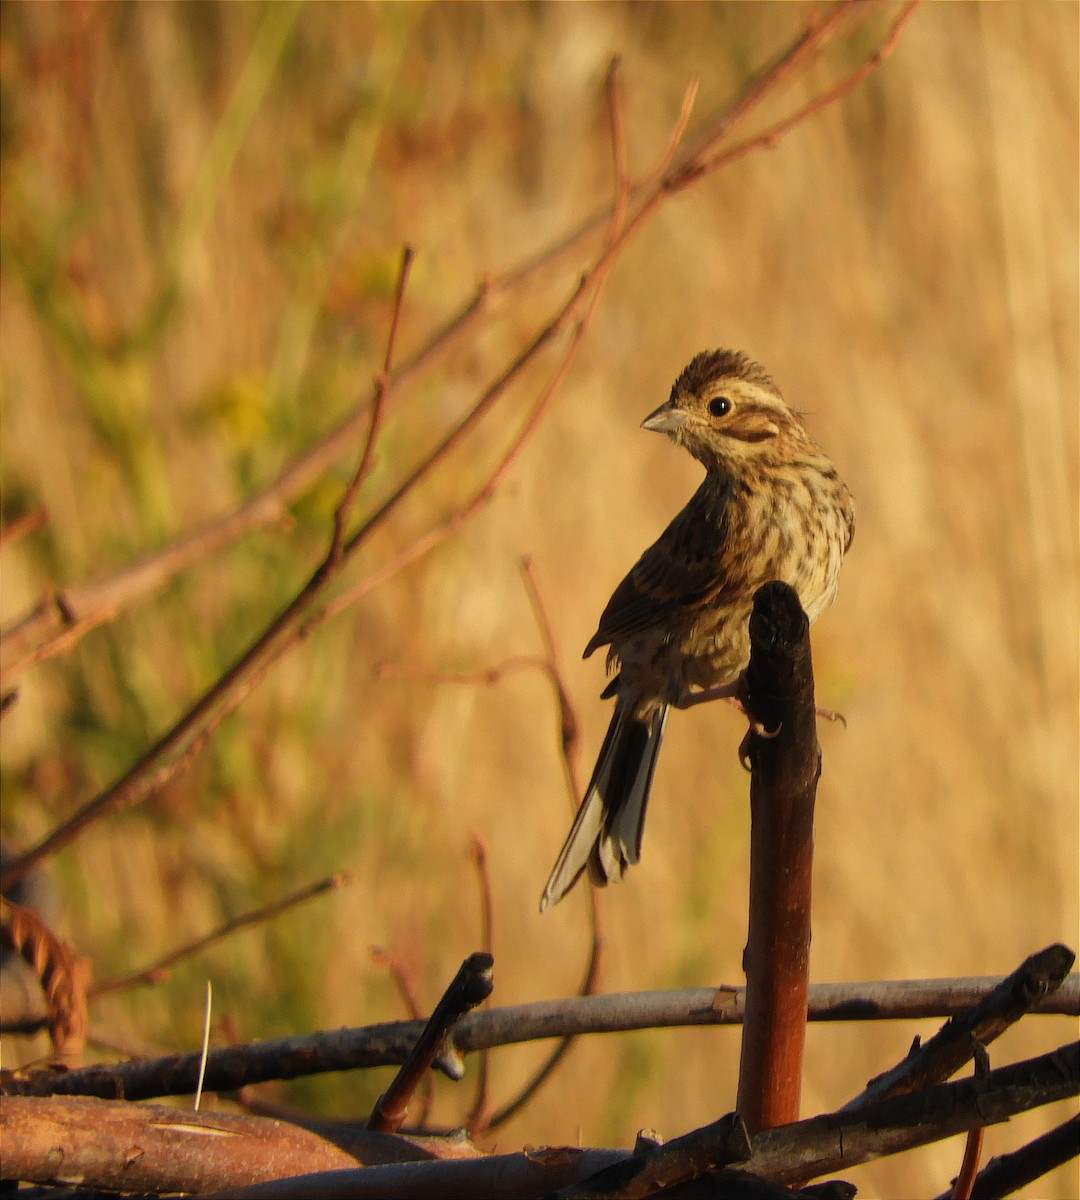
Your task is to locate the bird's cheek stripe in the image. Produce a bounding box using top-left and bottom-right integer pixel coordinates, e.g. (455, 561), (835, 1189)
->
(727, 427), (778, 444)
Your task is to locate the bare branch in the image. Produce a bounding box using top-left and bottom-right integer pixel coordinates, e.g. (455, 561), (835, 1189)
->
(676, 2), (924, 187)
(91, 872), (358, 999)
(328, 244), (414, 563)
(469, 838), (495, 971)
(738, 583), (820, 1133)
(840, 943), (1076, 1110)
(6, 968), (1074, 1101)
(0, 507), (49, 548)
(368, 952), (494, 1134)
(605, 56), (631, 242)
(639, 76), (700, 189)
(548, 1112), (752, 1200)
(521, 559), (582, 800)
(369, 947), (425, 1023)
(480, 561), (604, 1133)
(375, 563), (603, 1136)
(752, 1042), (1079, 1188)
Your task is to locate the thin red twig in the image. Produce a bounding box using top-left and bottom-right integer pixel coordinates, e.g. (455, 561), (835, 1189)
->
(465, 837), (495, 1131)
(950, 1045), (990, 1200)
(329, 244), (414, 562)
(0, 508), (49, 549)
(373, 558), (605, 1134)
(370, 945), (434, 1126)
(686, 1), (924, 184)
(91, 872), (358, 999)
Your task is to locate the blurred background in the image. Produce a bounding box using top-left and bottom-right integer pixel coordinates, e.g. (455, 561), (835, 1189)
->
(1, 2), (1076, 1195)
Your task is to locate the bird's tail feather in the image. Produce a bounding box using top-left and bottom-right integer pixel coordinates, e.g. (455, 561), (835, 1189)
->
(540, 701), (669, 912)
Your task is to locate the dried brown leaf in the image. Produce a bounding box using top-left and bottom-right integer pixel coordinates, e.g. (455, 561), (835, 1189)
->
(1, 898), (91, 1063)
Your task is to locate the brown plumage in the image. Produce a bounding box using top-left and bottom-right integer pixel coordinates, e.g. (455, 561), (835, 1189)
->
(540, 349), (855, 912)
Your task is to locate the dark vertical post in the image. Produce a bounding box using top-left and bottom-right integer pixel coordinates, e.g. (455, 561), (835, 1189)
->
(736, 581), (821, 1134)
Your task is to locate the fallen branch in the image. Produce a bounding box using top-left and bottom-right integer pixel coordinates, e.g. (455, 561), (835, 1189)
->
(546, 1111), (752, 1200)
(0, 1094), (479, 1195)
(150, 1042), (1078, 1198)
(754, 1041), (1079, 1188)
(6, 1043), (1071, 1196)
(841, 942), (1076, 1109)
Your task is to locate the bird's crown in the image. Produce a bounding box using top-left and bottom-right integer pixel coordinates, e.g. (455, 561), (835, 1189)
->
(671, 349), (778, 401)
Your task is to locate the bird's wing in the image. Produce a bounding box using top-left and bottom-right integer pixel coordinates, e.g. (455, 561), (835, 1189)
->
(584, 477), (743, 657)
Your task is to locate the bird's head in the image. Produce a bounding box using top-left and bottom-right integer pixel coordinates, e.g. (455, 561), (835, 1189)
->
(642, 349), (811, 472)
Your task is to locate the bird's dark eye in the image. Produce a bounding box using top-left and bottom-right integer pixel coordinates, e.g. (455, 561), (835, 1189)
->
(709, 396), (731, 418)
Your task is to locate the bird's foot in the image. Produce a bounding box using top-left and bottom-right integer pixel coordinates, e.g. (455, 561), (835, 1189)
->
(672, 677), (747, 710)
(674, 674), (775, 768)
(674, 675), (844, 769)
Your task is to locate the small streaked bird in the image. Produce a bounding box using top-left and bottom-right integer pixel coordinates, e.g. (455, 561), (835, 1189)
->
(540, 349), (855, 912)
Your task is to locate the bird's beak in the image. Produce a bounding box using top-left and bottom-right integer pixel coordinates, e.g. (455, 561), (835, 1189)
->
(641, 401), (687, 434)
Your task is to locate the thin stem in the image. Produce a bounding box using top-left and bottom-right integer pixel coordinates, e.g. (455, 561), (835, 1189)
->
(90, 873), (358, 999)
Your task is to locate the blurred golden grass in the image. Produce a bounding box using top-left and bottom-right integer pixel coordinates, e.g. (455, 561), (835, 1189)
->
(1, 3), (1077, 1195)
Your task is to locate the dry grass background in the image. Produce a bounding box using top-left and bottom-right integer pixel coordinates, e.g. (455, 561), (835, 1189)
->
(1, 3), (1077, 1196)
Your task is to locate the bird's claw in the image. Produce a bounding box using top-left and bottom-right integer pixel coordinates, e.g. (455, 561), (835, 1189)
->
(737, 717), (781, 770)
